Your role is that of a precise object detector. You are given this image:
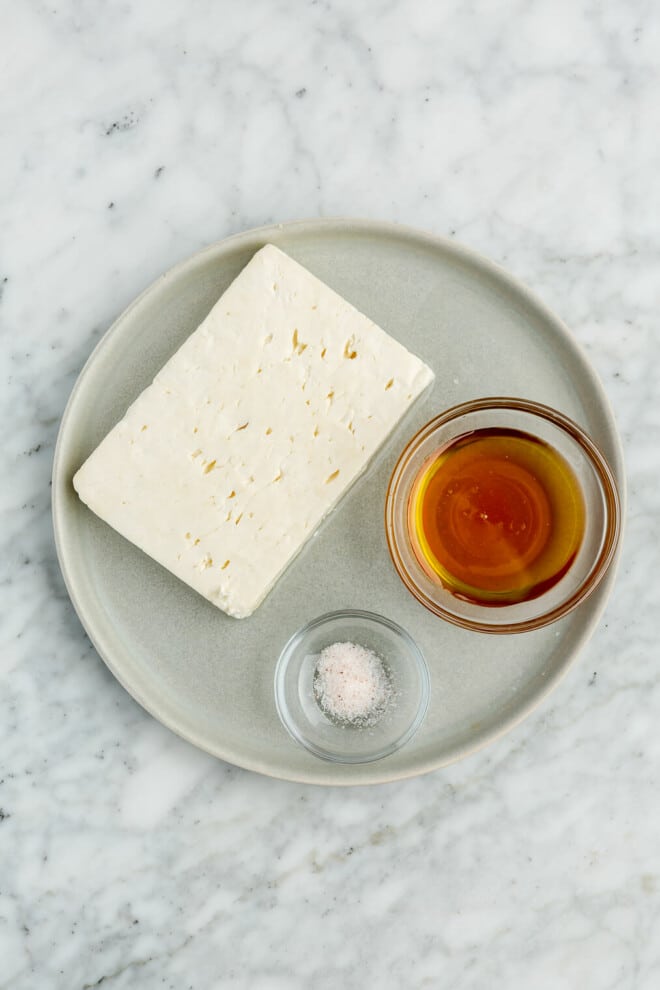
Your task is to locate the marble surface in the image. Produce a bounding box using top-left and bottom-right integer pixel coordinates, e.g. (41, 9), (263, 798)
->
(2, 0), (659, 986)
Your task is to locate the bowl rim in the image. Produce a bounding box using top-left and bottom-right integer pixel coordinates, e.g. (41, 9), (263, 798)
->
(273, 608), (431, 763)
(385, 397), (622, 634)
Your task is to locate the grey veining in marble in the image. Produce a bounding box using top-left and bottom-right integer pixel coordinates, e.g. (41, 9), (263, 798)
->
(2, 0), (659, 987)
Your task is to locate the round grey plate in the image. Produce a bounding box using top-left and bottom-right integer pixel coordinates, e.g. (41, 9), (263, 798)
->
(52, 219), (625, 785)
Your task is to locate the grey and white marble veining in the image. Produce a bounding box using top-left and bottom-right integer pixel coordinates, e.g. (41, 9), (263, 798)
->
(2, 0), (660, 987)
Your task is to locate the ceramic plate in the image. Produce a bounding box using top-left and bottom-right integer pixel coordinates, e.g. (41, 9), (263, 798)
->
(52, 219), (625, 785)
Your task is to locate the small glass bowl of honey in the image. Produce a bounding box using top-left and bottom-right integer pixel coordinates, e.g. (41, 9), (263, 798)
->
(385, 398), (621, 633)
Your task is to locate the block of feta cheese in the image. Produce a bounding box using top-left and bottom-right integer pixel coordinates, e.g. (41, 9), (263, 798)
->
(73, 244), (434, 617)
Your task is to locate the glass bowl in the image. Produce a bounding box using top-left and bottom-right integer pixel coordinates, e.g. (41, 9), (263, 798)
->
(385, 397), (621, 634)
(274, 610), (430, 764)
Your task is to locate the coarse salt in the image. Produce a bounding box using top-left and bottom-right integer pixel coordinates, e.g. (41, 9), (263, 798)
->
(313, 641), (393, 726)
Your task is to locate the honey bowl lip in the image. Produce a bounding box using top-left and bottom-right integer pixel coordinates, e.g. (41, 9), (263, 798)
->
(384, 397), (622, 634)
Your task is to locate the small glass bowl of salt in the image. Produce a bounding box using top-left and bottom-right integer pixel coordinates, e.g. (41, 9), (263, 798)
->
(274, 610), (430, 764)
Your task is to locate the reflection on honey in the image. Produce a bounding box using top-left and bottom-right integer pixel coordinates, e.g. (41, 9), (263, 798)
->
(409, 429), (585, 605)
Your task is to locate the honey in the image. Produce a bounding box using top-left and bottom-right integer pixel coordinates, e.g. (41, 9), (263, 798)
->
(409, 428), (585, 605)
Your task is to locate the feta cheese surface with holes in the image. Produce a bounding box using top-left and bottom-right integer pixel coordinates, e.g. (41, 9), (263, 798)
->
(73, 244), (434, 617)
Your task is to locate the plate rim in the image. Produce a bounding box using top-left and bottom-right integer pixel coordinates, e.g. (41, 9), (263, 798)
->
(52, 217), (626, 786)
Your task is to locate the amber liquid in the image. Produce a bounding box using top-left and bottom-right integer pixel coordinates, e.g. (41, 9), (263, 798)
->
(410, 429), (585, 605)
